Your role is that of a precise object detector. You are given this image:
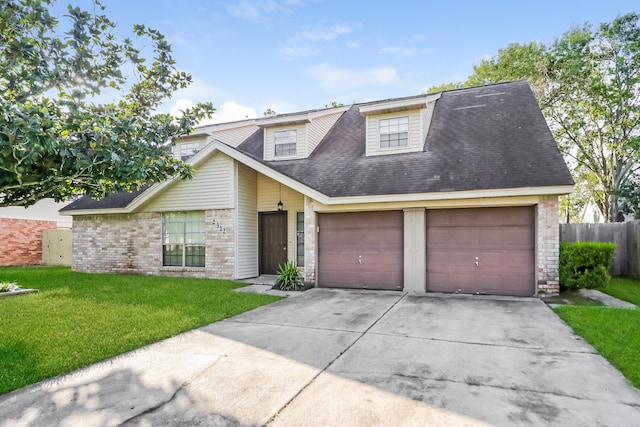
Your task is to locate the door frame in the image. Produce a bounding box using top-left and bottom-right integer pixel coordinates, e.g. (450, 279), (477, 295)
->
(259, 211), (288, 275)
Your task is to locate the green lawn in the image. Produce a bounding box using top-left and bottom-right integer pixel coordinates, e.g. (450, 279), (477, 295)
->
(0, 267), (281, 395)
(554, 306), (640, 388)
(600, 277), (640, 305)
(553, 277), (640, 389)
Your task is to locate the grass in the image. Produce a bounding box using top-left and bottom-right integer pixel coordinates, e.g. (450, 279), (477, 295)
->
(552, 277), (640, 389)
(554, 306), (640, 388)
(599, 277), (640, 305)
(0, 267), (281, 395)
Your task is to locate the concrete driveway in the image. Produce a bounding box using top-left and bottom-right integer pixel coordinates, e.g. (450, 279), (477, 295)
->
(2, 289), (639, 426)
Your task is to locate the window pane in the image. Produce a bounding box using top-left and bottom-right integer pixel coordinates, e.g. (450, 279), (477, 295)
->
(162, 212), (206, 267)
(163, 245), (183, 266)
(379, 116), (409, 149)
(296, 212), (304, 267)
(274, 130), (297, 157)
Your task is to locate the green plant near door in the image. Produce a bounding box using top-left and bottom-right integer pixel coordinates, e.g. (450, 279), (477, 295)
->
(274, 260), (304, 291)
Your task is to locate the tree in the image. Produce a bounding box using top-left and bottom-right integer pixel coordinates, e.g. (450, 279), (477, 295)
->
(446, 14), (640, 222)
(544, 15), (640, 221)
(324, 101), (344, 108)
(0, 0), (214, 207)
(426, 81), (465, 94)
(263, 108), (277, 116)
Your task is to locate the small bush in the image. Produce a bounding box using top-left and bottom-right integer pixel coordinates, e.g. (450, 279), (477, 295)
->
(559, 242), (616, 289)
(274, 260), (304, 291)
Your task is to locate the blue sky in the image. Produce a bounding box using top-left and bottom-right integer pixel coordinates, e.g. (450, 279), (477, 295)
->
(65, 0), (639, 123)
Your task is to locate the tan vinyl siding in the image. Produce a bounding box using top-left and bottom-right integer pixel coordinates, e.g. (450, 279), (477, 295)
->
(264, 124), (307, 161)
(366, 109), (423, 157)
(142, 152), (233, 212)
(307, 111), (343, 154)
(257, 173), (304, 262)
(236, 163), (258, 279)
(212, 124), (259, 148)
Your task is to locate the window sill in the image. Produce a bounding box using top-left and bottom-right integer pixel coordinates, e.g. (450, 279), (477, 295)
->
(161, 266), (206, 272)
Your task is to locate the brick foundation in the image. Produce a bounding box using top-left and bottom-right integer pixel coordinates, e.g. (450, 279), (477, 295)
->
(537, 195), (560, 296)
(0, 218), (57, 266)
(72, 209), (235, 279)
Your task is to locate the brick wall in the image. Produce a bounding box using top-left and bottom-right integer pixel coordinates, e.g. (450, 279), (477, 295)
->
(304, 196), (317, 285)
(72, 209), (235, 279)
(537, 195), (560, 296)
(0, 218), (57, 266)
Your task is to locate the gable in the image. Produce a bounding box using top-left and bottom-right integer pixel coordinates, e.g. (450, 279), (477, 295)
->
(140, 152), (234, 212)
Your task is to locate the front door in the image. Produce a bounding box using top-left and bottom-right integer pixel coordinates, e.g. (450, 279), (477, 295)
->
(260, 212), (288, 275)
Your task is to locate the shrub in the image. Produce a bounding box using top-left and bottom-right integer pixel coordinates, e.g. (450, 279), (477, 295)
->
(559, 242), (616, 289)
(274, 260), (304, 291)
(0, 282), (19, 292)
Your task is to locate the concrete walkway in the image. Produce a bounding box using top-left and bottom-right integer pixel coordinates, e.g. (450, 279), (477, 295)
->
(579, 288), (637, 308)
(1, 289), (639, 426)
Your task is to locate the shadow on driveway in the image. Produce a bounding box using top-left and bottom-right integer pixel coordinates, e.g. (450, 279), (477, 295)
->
(2, 289), (639, 426)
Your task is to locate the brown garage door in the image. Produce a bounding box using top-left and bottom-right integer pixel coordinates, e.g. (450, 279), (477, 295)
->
(426, 206), (535, 296)
(318, 211), (403, 290)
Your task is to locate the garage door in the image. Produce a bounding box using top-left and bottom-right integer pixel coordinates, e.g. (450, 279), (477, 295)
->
(318, 211), (403, 290)
(426, 207), (535, 296)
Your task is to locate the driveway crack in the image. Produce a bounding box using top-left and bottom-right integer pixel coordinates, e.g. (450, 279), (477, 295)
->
(264, 292), (407, 426)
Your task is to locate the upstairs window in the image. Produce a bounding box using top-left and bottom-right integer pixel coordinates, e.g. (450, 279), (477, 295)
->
(379, 116), (409, 148)
(162, 212), (205, 267)
(274, 130), (297, 157)
(175, 141), (205, 161)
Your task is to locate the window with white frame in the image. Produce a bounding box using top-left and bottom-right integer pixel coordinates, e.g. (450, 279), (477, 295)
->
(379, 116), (409, 148)
(175, 141), (205, 161)
(274, 130), (297, 157)
(162, 212), (206, 267)
(296, 212), (304, 267)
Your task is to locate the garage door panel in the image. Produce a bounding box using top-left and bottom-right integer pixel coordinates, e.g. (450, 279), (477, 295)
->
(319, 211), (403, 290)
(427, 207), (535, 296)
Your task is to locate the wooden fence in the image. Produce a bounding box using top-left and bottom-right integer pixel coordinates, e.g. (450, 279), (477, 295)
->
(42, 229), (72, 266)
(560, 221), (640, 277)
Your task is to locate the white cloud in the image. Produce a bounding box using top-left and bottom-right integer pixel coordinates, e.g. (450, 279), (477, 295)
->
(279, 43), (319, 57)
(306, 64), (399, 92)
(345, 41), (362, 49)
(226, 0), (293, 22)
(300, 23), (353, 41)
(170, 99), (257, 125)
(380, 46), (416, 56)
(281, 22), (354, 58)
(411, 34), (427, 42)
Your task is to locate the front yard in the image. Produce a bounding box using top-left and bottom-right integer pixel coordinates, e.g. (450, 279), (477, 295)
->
(0, 267), (280, 395)
(553, 277), (640, 389)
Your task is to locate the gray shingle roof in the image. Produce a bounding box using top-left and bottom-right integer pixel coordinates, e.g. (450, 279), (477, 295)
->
(62, 80), (572, 212)
(237, 80), (573, 197)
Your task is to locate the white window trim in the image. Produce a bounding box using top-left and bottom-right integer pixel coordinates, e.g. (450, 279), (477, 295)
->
(274, 129), (298, 158)
(378, 116), (409, 149)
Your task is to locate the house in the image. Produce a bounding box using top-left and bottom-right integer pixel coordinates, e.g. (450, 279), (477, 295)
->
(0, 199), (72, 266)
(60, 80), (574, 297)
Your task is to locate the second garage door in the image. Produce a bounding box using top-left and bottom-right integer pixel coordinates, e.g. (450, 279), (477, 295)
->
(318, 211), (403, 290)
(426, 206), (535, 296)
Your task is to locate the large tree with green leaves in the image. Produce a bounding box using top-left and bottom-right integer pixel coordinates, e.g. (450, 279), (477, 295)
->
(432, 13), (640, 222)
(0, 0), (214, 207)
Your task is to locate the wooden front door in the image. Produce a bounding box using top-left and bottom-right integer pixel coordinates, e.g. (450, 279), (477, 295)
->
(260, 212), (288, 275)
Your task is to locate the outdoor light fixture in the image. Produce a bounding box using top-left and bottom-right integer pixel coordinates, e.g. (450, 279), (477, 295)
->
(277, 184), (284, 211)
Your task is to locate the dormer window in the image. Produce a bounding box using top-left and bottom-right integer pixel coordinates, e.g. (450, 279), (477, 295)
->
(274, 130), (297, 157)
(379, 116), (409, 148)
(175, 141), (206, 161)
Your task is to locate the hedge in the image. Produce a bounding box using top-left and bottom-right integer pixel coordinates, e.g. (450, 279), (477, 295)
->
(559, 242), (616, 289)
